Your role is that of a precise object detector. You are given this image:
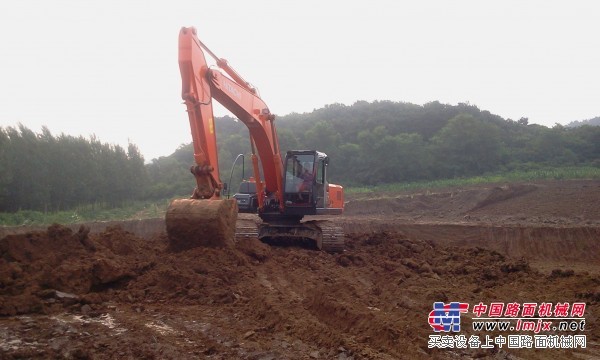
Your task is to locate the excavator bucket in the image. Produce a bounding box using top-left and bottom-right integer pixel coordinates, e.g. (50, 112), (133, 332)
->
(165, 198), (238, 251)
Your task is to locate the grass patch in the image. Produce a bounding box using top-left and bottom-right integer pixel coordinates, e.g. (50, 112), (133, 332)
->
(346, 166), (600, 198)
(0, 199), (172, 227)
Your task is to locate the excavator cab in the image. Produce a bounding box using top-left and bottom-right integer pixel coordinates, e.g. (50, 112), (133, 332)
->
(257, 150), (344, 252)
(283, 150), (332, 216)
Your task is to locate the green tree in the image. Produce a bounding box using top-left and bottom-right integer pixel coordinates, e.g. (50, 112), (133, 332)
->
(0, 129), (12, 208)
(432, 114), (503, 177)
(303, 121), (342, 157)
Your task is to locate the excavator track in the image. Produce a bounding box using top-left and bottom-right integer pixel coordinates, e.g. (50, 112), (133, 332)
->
(318, 222), (345, 253)
(236, 218), (344, 253)
(235, 214), (260, 242)
(235, 224), (260, 241)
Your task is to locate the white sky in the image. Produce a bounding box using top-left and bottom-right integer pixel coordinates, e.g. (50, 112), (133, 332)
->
(0, 0), (598, 160)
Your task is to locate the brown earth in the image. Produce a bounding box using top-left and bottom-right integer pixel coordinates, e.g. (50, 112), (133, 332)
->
(0, 179), (599, 359)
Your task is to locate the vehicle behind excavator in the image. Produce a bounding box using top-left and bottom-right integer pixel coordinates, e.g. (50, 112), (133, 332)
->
(165, 27), (344, 252)
(233, 179), (259, 214)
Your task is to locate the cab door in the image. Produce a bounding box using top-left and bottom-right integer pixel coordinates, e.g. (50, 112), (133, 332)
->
(283, 152), (317, 215)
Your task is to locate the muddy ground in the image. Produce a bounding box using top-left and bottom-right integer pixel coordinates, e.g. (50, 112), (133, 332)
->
(1, 179), (599, 359)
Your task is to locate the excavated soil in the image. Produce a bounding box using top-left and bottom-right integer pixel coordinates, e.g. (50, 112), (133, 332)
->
(1, 179), (599, 359)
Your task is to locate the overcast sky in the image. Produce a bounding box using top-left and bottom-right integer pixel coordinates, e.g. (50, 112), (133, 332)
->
(1, 0), (598, 160)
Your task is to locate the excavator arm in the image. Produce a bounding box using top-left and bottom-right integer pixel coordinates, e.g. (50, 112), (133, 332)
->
(167, 27), (287, 250)
(177, 28), (221, 199)
(177, 27), (284, 208)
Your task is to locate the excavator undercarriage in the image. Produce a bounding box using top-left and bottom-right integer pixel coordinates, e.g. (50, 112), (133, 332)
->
(235, 218), (345, 253)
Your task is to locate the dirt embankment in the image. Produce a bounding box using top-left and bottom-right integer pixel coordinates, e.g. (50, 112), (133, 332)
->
(344, 180), (600, 226)
(0, 218), (166, 241)
(0, 224), (158, 316)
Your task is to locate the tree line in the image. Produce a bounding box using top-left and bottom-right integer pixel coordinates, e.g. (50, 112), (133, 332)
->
(0, 125), (146, 212)
(2, 101), (599, 212)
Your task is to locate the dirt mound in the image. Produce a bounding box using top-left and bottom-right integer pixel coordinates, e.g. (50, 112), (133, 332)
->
(2, 224), (598, 359)
(0, 224), (158, 316)
(0, 224), (273, 316)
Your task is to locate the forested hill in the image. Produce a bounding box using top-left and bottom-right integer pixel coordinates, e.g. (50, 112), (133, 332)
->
(148, 100), (599, 191)
(2, 101), (599, 212)
(566, 116), (600, 128)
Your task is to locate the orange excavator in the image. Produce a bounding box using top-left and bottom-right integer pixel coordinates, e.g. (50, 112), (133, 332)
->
(165, 27), (345, 252)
